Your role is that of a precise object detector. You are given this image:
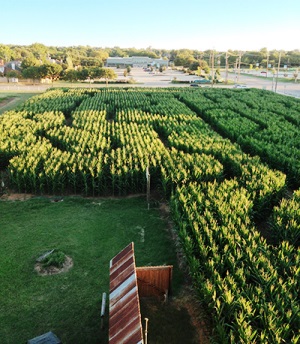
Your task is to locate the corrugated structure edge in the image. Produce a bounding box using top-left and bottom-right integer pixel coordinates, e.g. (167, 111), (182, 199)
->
(109, 242), (143, 344)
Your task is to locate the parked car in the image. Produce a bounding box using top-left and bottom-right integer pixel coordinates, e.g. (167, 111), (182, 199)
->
(192, 79), (211, 84)
(234, 84), (248, 88)
(190, 83), (201, 87)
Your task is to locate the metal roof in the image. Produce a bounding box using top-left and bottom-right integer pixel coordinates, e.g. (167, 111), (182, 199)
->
(109, 242), (143, 344)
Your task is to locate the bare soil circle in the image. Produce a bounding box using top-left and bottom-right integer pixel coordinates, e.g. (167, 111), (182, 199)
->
(34, 255), (73, 276)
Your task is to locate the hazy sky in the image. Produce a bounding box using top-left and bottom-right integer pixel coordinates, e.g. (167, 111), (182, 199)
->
(1, 0), (299, 51)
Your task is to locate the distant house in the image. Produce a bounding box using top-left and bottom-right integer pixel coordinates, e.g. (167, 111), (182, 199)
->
(106, 56), (168, 68)
(0, 60), (22, 83)
(0, 59), (4, 74)
(5, 60), (22, 72)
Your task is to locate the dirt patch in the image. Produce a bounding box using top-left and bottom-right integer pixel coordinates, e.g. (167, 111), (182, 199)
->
(174, 285), (211, 343)
(0, 97), (18, 110)
(158, 201), (212, 342)
(0, 193), (35, 201)
(140, 286), (211, 344)
(35, 255), (73, 276)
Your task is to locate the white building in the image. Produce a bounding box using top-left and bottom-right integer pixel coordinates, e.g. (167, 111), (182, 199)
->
(106, 56), (168, 68)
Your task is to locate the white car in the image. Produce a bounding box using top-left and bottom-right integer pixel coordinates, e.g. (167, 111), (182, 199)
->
(234, 84), (248, 88)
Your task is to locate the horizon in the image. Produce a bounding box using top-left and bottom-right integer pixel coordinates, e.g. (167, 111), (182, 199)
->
(1, 0), (300, 52)
(2, 42), (300, 53)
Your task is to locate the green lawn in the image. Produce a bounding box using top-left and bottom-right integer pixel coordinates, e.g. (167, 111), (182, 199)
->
(0, 93), (38, 115)
(0, 196), (185, 344)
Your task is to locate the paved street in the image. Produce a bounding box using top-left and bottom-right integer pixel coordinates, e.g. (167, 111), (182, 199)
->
(0, 68), (299, 98)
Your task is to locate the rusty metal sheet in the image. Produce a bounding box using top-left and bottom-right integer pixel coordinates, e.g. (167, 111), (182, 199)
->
(109, 242), (143, 344)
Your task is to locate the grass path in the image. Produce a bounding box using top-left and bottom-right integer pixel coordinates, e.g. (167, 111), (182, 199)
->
(0, 93), (38, 115)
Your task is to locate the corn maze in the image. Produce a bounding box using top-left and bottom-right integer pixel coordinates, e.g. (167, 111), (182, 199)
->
(0, 87), (299, 343)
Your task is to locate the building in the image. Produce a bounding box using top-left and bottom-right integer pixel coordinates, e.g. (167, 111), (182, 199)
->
(106, 56), (168, 68)
(5, 60), (22, 71)
(0, 60), (4, 74)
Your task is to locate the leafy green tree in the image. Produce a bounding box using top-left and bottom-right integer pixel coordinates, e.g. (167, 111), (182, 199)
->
(63, 69), (79, 82)
(109, 46), (127, 57)
(22, 66), (43, 84)
(80, 57), (103, 67)
(90, 67), (102, 79)
(39, 63), (63, 84)
(0, 44), (13, 62)
(65, 55), (74, 70)
(99, 68), (117, 85)
(87, 48), (109, 62)
(76, 67), (94, 82)
(6, 70), (21, 82)
(21, 56), (40, 69)
(174, 50), (196, 67)
(11, 46), (32, 60)
(29, 43), (48, 61)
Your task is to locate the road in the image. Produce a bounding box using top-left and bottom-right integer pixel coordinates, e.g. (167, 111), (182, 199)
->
(119, 68), (300, 97)
(0, 68), (299, 98)
(226, 72), (300, 98)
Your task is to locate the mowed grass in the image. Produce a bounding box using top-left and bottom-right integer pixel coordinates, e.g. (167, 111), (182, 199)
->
(0, 93), (39, 115)
(0, 196), (184, 344)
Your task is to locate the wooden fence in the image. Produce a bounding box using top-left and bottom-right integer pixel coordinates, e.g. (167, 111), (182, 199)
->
(136, 265), (173, 301)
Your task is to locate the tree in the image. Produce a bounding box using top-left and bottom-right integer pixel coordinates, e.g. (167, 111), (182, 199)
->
(22, 66), (42, 84)
(21, 56), (40, 69)
(39, 63), (63, 84)
(65, 55), (74, 70)
(293, 69), (299, 83)
(0, 44), (13, 63)
(109, 47), (127, 57)
(91, 67), (103, 79)
(174, 50), (196, 68)
(11, 46), (32, 60)
(99, 68), (117, 85)
(63, 69), (79, 83)
(77, 67), (90, 81)
(87, 48), (109, 62)
(29, 43), (48, 61)
(80, 57), (103, 67)
(6, 70), (20, 82)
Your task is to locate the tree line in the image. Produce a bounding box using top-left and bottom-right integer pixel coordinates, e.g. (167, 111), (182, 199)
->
(0, 43), (299, 83)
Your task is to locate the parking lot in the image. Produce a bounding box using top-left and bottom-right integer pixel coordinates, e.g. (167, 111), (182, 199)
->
(113, 67), (300, 97)
(0, 67), (299, 98)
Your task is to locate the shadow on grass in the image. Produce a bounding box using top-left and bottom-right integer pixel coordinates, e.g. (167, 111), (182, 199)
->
(140, 296), (209, 344)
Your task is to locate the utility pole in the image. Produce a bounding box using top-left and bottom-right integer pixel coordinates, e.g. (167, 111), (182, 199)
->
(235, 58), (238, 84)
(211, 49), (214, 87)
(266, 50), (269, 78)
(225, 51), (229, 84)
(237, 51), (242, 83)
(275, 51), (281, 93)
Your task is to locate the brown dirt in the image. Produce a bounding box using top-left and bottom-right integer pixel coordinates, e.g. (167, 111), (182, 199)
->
(34, 256), (73, 276)
(158, 201), (211, 343)
(173, 286), (211, 344)
(0, 193), (34, 201)
(0, 97), (18, 109)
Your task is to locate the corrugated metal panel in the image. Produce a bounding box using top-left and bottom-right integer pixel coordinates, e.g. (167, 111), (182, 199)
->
(109, 242), (143, 344)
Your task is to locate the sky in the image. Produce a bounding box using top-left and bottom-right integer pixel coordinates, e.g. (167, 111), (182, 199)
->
(1, 0), (299, 51)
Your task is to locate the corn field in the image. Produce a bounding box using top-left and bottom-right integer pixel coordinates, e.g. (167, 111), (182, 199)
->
(0, 87), (299, 343)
